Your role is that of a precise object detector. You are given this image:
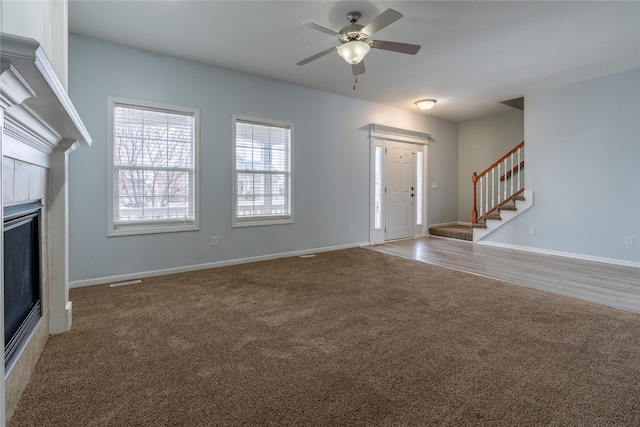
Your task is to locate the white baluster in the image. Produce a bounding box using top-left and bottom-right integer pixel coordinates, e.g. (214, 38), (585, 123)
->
(510, 153), (514, 196)
(491, 168), (494, 209)
(479, 176), (484, 216)
(497, 162), (501, 205)
(485, 174), (489, 214)
(502, 159), (507, 200)
(517, 147), (521, 190)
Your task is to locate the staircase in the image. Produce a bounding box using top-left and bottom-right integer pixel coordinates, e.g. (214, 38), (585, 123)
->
(471, 141), (532, 242)
(428, 141), (531, 243)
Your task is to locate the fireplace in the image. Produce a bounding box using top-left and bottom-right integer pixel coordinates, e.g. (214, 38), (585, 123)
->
(3, 202), (42, 373)
(2, 32), (92, 422)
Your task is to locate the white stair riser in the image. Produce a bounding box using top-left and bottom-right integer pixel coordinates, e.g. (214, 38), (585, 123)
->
(473, 190), (533, 242)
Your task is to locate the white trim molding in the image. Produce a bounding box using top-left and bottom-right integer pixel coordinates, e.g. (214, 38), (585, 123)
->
(369, 123), (432, 143)
(1, 33), (91, 154)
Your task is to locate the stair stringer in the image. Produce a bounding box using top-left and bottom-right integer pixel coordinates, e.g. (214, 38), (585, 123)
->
(473, 190), (533, 242)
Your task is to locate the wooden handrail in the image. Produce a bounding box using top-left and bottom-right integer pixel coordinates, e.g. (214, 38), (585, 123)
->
(475, 141), (524, 181)
(500, 160), (525, 181)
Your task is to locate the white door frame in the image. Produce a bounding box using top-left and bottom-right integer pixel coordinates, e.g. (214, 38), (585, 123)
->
(369, 124), (431, 244)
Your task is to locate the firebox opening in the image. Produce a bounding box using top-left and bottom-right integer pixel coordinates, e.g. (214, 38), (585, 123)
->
(4, 201), (43, 374)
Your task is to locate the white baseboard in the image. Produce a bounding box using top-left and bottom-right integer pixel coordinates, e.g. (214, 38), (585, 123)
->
(477, 240), (640, 269)
(70, 241), (371, 288)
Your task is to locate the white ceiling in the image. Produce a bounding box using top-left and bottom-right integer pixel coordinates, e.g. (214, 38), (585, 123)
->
(68, 1), (640, 122)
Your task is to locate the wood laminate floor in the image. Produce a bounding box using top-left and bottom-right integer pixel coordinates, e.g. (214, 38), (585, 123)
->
(368, 236), (640, 314)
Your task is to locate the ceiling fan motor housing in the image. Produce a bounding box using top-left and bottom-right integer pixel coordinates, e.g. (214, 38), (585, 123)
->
(338, 12), (370, 44)
(338, 24), (369, 43)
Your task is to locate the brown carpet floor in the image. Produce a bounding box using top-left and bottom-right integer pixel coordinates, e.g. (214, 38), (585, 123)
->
(9, 248), (640, 426)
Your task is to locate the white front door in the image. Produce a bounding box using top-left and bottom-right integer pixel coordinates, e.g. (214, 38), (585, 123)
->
(385, 141), (415, 240)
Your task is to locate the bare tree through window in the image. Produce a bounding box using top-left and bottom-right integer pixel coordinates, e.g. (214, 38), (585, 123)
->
(113, 105), (195, 224)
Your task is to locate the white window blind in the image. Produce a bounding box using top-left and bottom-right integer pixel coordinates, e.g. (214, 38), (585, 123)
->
(233, 117), (293, 226)
(108, 98), (199, 235)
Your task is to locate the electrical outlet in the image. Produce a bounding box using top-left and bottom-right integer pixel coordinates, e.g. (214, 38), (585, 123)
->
(431, 182), (438, 190)
(211, 236), (218, 246)
(625, 236), (633, 246)
(529, 227), (535, 235)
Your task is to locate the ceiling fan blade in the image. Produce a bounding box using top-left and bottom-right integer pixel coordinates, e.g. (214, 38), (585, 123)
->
(352, 61), (366, 76)
(296, 46), (337, 66)
(370, 40), (421, 55)
(361, 9), (403, 36)
(303, 22), (339, 37)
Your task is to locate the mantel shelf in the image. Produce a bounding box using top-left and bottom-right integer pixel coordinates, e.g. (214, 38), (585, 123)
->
(1, 32), (92, 156)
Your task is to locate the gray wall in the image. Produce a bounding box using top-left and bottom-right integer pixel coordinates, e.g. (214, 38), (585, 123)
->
(458, 111), (524, 222)
(67, 35), (459, 283)
(483, 69), (640, 264)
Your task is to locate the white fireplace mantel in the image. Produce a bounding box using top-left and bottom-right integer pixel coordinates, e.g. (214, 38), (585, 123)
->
(1, 31), (92, 339)
(1, 33), (91, 160)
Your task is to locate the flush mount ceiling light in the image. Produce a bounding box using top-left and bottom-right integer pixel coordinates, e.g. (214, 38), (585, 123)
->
(336, 41), (371, 64)
(415, 99), (437, 110)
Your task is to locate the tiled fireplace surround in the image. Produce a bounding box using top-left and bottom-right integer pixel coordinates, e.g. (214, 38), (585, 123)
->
(1, 33), (91, 423)
(3, 159), (49, 420)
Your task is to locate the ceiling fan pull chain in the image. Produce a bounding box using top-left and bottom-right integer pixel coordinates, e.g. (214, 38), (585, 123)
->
(353, 75), (358, 90)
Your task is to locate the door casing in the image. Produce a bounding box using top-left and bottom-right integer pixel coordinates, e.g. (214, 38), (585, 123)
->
(369, 124), (429, 244)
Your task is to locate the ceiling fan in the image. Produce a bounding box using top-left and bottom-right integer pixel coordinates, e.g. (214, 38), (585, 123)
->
(297, 8), (421, 80)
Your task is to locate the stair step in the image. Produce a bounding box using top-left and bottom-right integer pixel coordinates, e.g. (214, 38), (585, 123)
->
(485, 214), (502, 221)
(513, 194), (525, 202)
(498, 205), (517, 211)
(429, 225), (473, 241)
(471, 223), (487, 229)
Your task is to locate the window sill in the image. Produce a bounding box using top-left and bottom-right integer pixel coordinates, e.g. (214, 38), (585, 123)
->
(232, 217), (294, 228)
(108, 222), (199, 237)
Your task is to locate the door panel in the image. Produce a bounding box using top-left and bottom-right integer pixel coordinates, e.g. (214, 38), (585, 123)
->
(385, 141), (415, 240)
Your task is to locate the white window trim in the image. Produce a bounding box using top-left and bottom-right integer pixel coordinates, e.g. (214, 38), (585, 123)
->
(232, 114), (294, 228)
(107, 97), (200, 236)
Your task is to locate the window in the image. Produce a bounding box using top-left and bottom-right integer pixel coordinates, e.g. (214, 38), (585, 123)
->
(233, 116), (293, 227)
(374, 145), (383, 229)
(107, 97), (199, 236)
(416, 150), (423, 225)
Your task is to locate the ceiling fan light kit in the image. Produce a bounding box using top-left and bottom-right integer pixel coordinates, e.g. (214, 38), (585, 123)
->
(337, 41), (370, 64)
(415, 99), (437, 110)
